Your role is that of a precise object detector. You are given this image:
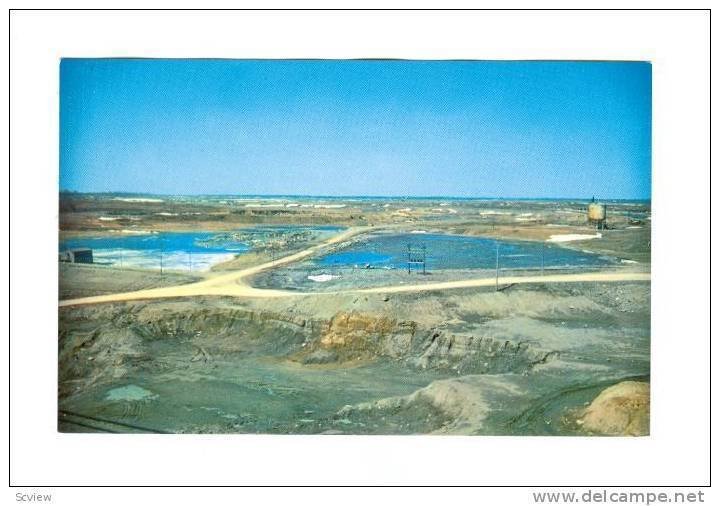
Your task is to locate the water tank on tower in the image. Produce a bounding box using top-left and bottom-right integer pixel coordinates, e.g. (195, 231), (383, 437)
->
(587, 197), (607, 230)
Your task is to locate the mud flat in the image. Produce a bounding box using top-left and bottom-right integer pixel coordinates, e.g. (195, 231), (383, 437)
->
(59, 263), (201, 301)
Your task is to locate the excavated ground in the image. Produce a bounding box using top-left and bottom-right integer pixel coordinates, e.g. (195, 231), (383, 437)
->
(58, 280), (649, 435)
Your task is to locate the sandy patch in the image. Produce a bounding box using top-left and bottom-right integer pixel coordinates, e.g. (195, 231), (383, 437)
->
(308, 274), (340, 283)
(113, 197), (163, 203)
(547, 233), (602, 243)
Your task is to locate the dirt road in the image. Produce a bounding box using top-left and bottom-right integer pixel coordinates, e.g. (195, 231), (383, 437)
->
(59, 227), (366, 307)
(352, 271), (651, 294)
(59, 227), (650, 308)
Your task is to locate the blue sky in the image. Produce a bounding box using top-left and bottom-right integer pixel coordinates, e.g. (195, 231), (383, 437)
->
(60, 59), (651, 199)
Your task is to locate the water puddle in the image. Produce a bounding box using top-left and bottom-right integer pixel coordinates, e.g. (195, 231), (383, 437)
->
(105, 384), (158, 402)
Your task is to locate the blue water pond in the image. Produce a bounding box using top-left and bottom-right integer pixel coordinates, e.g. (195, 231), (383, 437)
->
(60, 226), (343, 272)
(316, 233), (614, 270)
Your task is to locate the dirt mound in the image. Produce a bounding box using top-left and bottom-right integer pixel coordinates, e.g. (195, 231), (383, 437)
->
(338, 375), (523, 434)
(581, 381), (649, 436)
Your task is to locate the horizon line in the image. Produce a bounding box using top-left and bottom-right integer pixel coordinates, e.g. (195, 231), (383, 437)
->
(59, 190), (651, 201)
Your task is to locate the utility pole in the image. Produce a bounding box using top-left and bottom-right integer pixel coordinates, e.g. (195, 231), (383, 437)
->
(422, 244), (426, 275)
(407, 244), (411, 275)
(159, 237), (164, 276)
(495, 240), (500, 291)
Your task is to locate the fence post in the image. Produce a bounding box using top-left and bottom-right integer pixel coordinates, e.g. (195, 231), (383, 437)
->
(160, 237), (164, 276)
(495, 241), (499, 291)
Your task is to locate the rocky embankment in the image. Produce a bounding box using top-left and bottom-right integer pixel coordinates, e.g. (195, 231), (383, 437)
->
(59, 303), (558, 397)
(294, 310), (555, 376)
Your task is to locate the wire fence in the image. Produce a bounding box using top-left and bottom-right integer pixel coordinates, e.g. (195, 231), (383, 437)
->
(298, 239), (620, 292)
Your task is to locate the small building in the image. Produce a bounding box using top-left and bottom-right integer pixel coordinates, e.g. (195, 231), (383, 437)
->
(59, 248), (93, 264)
